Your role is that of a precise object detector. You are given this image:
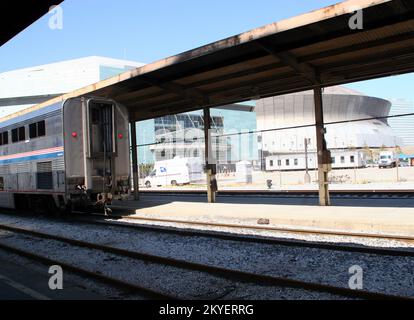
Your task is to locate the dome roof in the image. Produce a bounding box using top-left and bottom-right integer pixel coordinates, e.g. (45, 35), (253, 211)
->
(322, 86), (364, 95)
(290, 85), (364, 96)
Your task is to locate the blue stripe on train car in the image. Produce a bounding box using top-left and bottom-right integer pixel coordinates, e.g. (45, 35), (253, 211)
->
(0, 102), (63, 129)
(0, 151), (64, 165)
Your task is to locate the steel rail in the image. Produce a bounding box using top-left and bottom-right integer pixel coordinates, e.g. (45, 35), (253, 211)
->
(134, 190), (414, 198)
(2, 209), (414, 258)
(107, 213), (414, 244)
(84, 216), (414, 257)
(0, 241), (174, 300)
(0, 222), (410, 300)
(0, 224), (175, 300)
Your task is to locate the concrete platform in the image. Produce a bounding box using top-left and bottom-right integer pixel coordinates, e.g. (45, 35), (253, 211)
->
(112, 195), (414, 237)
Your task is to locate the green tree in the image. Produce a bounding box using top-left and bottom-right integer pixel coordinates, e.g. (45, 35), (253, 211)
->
(139, 163), (154, 179)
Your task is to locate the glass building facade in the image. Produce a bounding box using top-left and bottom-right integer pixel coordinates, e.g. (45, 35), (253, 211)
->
(136, 104), (257, 165)
(388, 98), (414, 147)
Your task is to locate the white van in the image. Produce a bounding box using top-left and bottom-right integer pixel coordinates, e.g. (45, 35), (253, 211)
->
(378, 151), (397, 169)
(144, 157), (203, 188)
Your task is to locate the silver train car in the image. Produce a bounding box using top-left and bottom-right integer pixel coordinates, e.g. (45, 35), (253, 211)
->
(0, 97), (130, 213)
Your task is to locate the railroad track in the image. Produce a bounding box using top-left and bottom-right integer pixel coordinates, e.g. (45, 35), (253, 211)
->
(2, 209), (414, 264)
(0, 219), (411, 300)
(86, 212), (414, 257)
(137, 190), (414, 199)
(0, 224), (173, 300)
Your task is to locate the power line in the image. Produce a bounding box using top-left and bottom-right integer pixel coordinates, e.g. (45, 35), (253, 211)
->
(132, 112), (414, 148)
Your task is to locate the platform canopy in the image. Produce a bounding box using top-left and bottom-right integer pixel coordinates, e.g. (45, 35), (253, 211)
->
(0, 1), (63, 47)
(28, 0), (414, 121)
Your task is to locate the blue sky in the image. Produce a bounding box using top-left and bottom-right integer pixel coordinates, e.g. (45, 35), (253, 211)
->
(1, 0), (413, 103)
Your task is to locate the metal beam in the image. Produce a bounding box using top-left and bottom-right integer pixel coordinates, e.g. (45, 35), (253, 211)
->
(314, 87), (331, 206)
(130, 122), (140, 201)
(255, 40), (320, 85)
(320, 44), (414, 74)
(298, 30), (414, 63)
(181, 62), (287, 90)
(140, 76), (209, 106)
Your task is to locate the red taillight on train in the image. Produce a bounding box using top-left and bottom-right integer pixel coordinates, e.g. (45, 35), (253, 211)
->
(71, 132), (78, 138)
(118, 133), (123, 139)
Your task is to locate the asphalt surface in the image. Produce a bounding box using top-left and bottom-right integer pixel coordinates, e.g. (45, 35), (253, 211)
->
(0, 249), (106, 300)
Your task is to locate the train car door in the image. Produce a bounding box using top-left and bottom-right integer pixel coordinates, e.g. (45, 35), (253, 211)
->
(87, 100), (116, 194)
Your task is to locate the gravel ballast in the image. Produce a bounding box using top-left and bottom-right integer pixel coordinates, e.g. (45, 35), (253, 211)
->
(0, 213), (412, 299)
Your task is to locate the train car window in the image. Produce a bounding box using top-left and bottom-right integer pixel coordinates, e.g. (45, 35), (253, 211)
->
(38, 120), (46, 137)
(11, 128), (18, 143)
(29, 123), (37, 138)
(91, 108), (100, 123)
(286, 159), (290, 166)
(350, 156), (355, 163)
(89, 102), (114, 155)
(29, 121), (46, 139)
(0, 132), (6, 146)
(0, 177), (3, 191)
(12, 126), (26, 142)
(294, 159), (298, 166)
(18, 126), (25, 141)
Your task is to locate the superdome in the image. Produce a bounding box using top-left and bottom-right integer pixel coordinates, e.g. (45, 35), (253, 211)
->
(256, 86), (401, 154)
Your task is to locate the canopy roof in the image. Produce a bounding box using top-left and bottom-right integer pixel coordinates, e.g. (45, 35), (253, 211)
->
(0, 1), (63, 46)
(6, 0), (414, 122)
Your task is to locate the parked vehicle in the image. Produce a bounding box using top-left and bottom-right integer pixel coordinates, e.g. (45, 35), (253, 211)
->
(378, 151), (398, 169)
(399, 160), (410, 167)
(365, 159), (378, 168)
(144, 157), (203, 188)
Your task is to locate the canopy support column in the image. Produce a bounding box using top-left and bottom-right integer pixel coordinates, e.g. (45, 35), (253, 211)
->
(203, 107), (217, 203)
(130, 121), (140, 201)
(314, 87), (331, 206)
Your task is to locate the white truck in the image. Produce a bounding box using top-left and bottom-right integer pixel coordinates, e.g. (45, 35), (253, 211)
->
(144, 157), (204, 188)
(378, 151), (398, 169)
